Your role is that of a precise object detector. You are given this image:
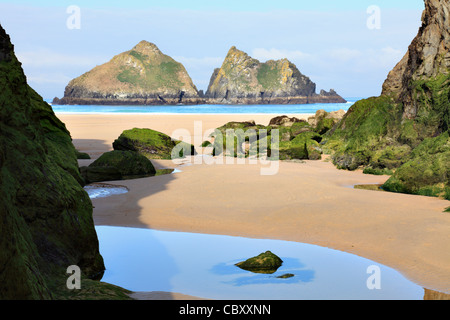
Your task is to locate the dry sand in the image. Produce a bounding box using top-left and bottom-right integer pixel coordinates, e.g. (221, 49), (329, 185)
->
(58, 113), (450, 298)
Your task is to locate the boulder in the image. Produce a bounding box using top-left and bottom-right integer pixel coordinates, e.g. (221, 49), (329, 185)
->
(113, 128), (197, 160)
(89, 150), (156, 177)
(268, 115), (304, 127)
(80, 166), (123, 184)
(235, 251), (283, 274)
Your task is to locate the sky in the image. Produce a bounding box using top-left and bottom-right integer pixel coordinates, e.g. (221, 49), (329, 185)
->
(0, 0), (425, 100)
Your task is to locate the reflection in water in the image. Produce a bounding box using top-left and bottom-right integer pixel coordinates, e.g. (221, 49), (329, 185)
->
(211, 257), (315, 287)
(96, 226), (429, 300)
(84, 169), (178, 199)
(84, 183), (128, 199)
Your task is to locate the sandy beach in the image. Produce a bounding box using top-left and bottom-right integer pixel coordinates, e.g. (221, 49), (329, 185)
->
(58, 113), (450, 297)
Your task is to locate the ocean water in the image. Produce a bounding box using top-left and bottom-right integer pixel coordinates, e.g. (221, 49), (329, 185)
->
(50, 98), (361, 114)
(96, 226), (424, 300)
(84, 184), (129, 199)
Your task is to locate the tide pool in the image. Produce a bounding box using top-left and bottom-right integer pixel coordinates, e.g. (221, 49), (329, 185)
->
(95, 225), (424, 300)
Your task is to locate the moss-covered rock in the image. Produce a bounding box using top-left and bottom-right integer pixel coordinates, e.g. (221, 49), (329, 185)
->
(235, 251), (283, 274)
(208, 120), (323, 161)
(90, 150), (156, 177)
(363, 167), (394, 176)
(327, 96), (413, 170)
(75, 150), (91, 159)
(113, 128), (197, 160)
(80, 166), (123, 184)
(325, 1), (450, 203)
(0, 24), (105, 299)
(382, 132), (450, 199)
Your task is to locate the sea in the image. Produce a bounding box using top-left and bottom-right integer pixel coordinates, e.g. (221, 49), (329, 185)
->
(49, 97), (362, 114)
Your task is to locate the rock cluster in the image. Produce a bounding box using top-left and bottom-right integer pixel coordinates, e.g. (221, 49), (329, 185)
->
(203, 110), (345, 161)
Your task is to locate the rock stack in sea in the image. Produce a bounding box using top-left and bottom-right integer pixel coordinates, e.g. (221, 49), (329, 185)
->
(205, 46), (346, 105)
(53, 41), (204, 105)
(53, 43), (346, 106)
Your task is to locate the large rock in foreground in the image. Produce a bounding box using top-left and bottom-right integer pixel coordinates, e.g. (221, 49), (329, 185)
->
(0, 24), (105, 299)
(53, 41), (203, 105)
(205, 46), (346, 105)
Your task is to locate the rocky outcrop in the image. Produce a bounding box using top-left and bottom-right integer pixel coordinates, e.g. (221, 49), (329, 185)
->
(327, 0), (449, 201)
(308, 109), (346, 135)
(0, 24), (106, 299)
(53, 41), (203, 105)
(205, 46), (346, 105)
(382, 0), (450, 124)
(205, 116), (326, 161)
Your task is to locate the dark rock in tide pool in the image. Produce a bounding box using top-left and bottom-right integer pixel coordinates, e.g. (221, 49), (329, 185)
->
(235, 251), (283, 274)
(277, 273), (295, 279)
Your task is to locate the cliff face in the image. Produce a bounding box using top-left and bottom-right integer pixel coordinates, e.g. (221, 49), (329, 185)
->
(54, 41), (202, 105)
(327, 0), (449, 201)
(0, 24), (104, 299)
(205, 46), (346, 105)
(382, 0), (450, 126)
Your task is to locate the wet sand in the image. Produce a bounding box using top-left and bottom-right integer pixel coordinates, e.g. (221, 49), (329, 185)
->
(59, 113), (450, 297)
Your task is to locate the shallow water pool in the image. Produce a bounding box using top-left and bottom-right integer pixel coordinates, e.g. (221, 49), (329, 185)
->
(95, 226), (424, 300)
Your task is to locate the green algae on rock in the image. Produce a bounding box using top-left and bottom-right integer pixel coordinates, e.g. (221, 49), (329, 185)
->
(90, 150), (156, 177)
(235, 251), (283, 274)
(113, 127), (197, 160)
(325, 0), (449, 203)
(0, 24), (108, 299)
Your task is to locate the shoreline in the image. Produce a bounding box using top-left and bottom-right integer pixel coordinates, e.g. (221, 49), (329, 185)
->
(59, 113), (450, 298)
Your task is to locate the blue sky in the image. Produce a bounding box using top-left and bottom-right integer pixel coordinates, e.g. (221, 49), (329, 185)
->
(0, 1), (425, 99)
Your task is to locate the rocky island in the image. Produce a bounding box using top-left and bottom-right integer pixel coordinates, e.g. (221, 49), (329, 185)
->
(53, 43), (346, 106)
(205, 46), (346, 105)
(53, 41), (203, 105)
